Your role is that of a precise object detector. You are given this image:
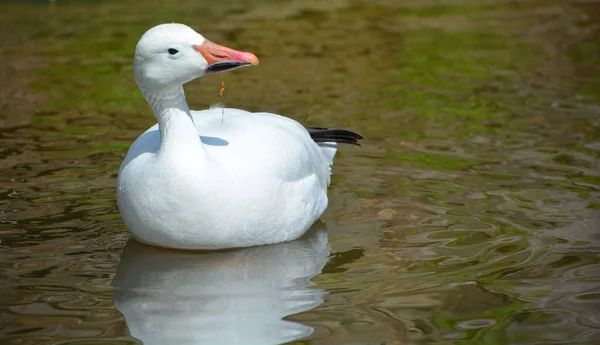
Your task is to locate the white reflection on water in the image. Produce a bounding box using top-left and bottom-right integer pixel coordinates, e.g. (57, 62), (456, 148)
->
(111, 226), (330, 345)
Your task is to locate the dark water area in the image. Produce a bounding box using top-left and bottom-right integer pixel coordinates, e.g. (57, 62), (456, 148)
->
(1, 0), (599, 344)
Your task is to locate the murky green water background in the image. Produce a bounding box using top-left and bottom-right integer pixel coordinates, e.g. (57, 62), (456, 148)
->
(1, 0), (599, 344)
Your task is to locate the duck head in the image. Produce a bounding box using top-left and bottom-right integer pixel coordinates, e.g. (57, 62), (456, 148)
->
(133, 23), (258, 93)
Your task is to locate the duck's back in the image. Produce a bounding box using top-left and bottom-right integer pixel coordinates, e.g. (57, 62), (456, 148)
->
(191, 107), (332, 185)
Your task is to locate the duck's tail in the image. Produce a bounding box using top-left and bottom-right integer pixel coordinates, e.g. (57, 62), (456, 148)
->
(306, 126), (364, 146)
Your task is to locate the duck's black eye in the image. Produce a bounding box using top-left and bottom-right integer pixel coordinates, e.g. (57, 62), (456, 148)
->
(168, 48), (179, 55)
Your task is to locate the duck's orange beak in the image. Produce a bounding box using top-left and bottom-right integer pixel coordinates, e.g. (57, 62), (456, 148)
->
(193, 39), (258, 74)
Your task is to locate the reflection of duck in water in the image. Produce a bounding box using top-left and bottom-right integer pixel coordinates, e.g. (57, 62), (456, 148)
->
(111, 226), (330, 345)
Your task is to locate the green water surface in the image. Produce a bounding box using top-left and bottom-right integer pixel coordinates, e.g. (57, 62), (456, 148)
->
(1, 0), (599, 344)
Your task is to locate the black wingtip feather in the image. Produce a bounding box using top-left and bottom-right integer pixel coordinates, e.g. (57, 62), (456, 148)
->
(306, 126), (364, 146)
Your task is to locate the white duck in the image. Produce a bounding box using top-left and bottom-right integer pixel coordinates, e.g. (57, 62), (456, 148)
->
(117, 23), (362, 249)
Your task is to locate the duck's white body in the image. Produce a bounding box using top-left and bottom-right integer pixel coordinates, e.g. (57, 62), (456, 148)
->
(116, 23), (360, 249)
(118, 106), (334, 249)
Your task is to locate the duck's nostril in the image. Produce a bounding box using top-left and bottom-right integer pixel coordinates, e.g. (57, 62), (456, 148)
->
(211, 52), (228, 59)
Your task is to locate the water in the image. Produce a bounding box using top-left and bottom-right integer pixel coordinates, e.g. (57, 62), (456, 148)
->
(1, 0), (599, 344)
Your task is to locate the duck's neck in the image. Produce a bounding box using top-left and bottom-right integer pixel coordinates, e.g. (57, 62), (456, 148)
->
(142, 85), (204, 158)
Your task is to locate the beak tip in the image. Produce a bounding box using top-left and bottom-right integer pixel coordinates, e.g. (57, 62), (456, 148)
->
(248, 53), (259, 66)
